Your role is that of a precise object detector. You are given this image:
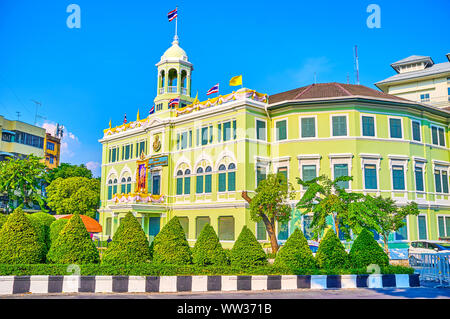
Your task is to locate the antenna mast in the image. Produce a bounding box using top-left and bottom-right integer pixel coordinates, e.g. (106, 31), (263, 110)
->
(354, 45), (360, 85)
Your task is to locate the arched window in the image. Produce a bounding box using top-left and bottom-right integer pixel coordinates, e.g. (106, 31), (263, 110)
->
(159, 70), (165, 89)
(126, 177), (132, 194)
(218, 164), (227, 192)
(205, 166), (212, 193)
(168, 68), (178, 92)
(196, 167), (204, 194)
(176, 170), (184, 195)
(181, 70), (187, 89)
(228, 163), (236, 191)
(121, 177), (126, 194)
(108, 179), (113, 200)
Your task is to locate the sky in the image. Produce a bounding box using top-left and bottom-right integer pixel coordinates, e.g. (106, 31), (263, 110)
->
(0, 0), (449, 177)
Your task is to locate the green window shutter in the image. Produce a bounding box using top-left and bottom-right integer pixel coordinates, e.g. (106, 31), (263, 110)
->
(332, 116), (347, 136)
(105, 218), (112, 236)
(392, 165), (405, 190)
(196, 217), (210, 239)
(108, 186), (112, 200)
(126, 183), (131, 194)
(432, 126), (438, 145)
(442, 171), (449, 194)
(218, 173), (226, 192)
(438, 128), (445, 146)
(301, 117), (315, 138)
(256, 166), (266, 187)
(196, 175), (204, 194)
(209, 125), (213, 143)
(121, 183), (126, 194)
(389, 118), (402, 138)
(446, 217), (450, 237)
(184, 176), (191, 194)
(109, 149), (111, 163)
(364, 164), (377, 190)
(438, 216), (445, 238)
(228, 172), (236, 191)
(276, 120), (287, 140)
(218, 123), (222, 142)
(177, 133), (180, 150)
(113, 185), (117, 195)
(223, 122), (231, 141)
(205, 174), (212, 193)
(302, 165), (316, 182)
(415, 167), (424, 191)
(232, 120), (236, 139)
(435, 170), (442, 193)
(256, 220), (267, 240)
(418, 216), (427, 240)
(218, 216), (235, 241)
(362, 116), (375, 137)
(412, 121), (421, 141)
(334, 164), (349, 189)
(256, 120), (266, 140)
(201, 127), (208, 145)
(176, 178), (183, 195)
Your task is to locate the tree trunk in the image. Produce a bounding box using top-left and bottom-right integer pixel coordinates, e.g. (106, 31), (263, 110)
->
(241, 191), (279, 253)
(383, 236), (390, 258)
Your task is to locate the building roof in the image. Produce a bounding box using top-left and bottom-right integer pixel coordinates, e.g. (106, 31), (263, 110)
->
(390, 55), (434, 68)
(268, 82), (408, 105)
(161, 36), (187, 60)
(55, 214), (103, 233)
(376, 61), (450, 87)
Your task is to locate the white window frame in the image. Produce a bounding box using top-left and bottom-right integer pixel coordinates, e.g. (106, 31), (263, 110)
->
(388, 116), (404, 140)
(255, 118), (267, 141)
(272, 156), (291, 181)
(360, 153), (381, 194)
(420, 93), (430, 102)
(299, 115), (318, 139)
(274, 118), (288, 141)
(430, 124), (446, 147)
(413, 157), (427, 195)
(432, 162), (450, 195)
(411, 119), (422, 143)
(360, 114), (377, 138)
(297, 154), (321, 191)
(388, 155), (409, 197)
(329, 153), (353, 190)
(330, 114), (349, 137)
(437, 214), (450, 238)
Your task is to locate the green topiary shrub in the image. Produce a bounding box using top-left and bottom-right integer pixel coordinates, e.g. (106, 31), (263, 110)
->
(315, 228), (349, 269)
(152, 216), (192, 265)
(26, 214), (48, 261)
(0, 208), (44, 264)
(0, 214), (8, 230)
(274, 228), (317, 270)
(349, 228), (389, 268)
(230, 226), (267, 268)
(102, 212), (151, 265)
(192, 224), (228, 266)
(47, 213), (100, 264)
(27, 213), (55, 259)
(49, 219), (69, 244)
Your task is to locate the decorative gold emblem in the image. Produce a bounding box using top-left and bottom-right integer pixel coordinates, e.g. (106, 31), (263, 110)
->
(140, 150), (146, 161)
(153, 135), (161, 152)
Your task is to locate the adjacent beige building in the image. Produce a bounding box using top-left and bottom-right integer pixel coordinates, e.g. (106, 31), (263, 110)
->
(376, 54), (450, 109)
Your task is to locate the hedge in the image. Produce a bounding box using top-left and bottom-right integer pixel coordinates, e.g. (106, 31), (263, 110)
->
(0, 263), (415, 276)
(102, 212), (151, 265)
(315, 228), (349, 269)
(47, 213), (100, 264)
(152, 216), (192, 265)
(274, 228), (317, 270)
(230, 225), (267, 268)
(192, 223), (228, 266)
(349, 228), (389, 268)
(0, 208), (44, 264)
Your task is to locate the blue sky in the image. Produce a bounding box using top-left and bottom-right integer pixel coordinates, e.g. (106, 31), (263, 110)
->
(0, 0), (448, 177)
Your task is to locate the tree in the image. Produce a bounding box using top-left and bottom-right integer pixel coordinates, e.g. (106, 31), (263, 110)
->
(47, 213), (100, 264)
(364, 195), (419, 255)
(102, 212), (151, 265)
(0, 155), (47, 212)
(0, 208), (44, 264)
(230, 225), (267, 268)
(296, 175), (377, 240)
(192, 223), (228, 266)
(46, 177), (100, 215)
(46, 163), (93, 184)
(152, 217), (192, 265)
(242, 173), (294, 253)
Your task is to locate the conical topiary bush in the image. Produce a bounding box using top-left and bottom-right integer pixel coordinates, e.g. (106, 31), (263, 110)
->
(315, 228), (349, 269)
(152, 216), (192, 265)
(0, 208), (44, 264)
(192, 223), (228, 266)
(230, 225), (267, 268)
(26, 214), (48, 261)
(102, 212), (151, 265)
(274, 228), (317, 270)
(349, 228), (389, 268)
(49, 219), (69, 244)
(47, 213), (100, 264)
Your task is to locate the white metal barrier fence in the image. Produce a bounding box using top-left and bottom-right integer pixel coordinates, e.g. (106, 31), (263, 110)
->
(409, 253), (450, 287)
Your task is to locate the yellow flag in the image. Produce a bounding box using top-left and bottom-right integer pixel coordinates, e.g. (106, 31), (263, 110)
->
(109, 119), (112, 128)
(229, 75), (242, 86)
(193, 91), (199, 104)
(136, 109), (140, 121)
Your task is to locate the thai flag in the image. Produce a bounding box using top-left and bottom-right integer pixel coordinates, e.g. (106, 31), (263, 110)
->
(207, 83), (219, 95)
(168, 8), (178, 22)
(149, 104), (155, 115)
(169, 98), (180, 108)
(123, 113), (127, 124)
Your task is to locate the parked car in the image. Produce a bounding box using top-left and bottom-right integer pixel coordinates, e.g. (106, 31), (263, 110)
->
(408, 240), (450, 266)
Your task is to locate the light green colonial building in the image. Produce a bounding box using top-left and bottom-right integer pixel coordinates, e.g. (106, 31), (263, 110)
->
(98, 35), (450, 250)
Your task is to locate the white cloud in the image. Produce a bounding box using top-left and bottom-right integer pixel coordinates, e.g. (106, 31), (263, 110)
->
(41, 122), (80, 160)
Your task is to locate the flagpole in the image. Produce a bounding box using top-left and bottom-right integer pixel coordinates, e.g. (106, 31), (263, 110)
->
(175, 6), (178, 38)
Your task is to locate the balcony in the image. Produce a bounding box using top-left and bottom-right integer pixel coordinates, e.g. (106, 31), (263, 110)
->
(167, 86), (178, 93)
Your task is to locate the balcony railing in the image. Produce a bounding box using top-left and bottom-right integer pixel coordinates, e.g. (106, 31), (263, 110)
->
(158, 88), (165, 94)
(167, 86), (178, 93)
